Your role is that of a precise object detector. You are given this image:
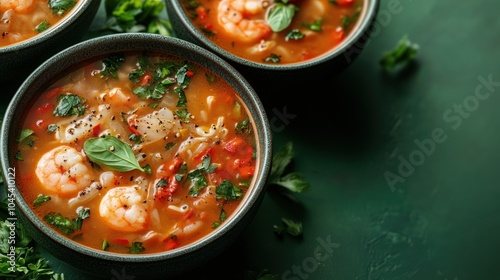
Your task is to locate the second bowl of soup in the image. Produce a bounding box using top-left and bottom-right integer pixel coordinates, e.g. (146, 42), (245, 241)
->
(1, 33), (272, 279)
(166, 0), (380, 84)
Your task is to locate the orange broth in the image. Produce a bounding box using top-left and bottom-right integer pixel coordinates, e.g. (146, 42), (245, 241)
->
(0, 0), (80, 47)
(15, 51), (258, 254)
(182, 0), (364, 64)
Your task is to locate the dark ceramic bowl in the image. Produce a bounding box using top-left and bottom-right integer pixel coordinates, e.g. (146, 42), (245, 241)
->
(0, 33), (272, 279)
(0, 0), (100, 91)
(166, 0), (380, 85)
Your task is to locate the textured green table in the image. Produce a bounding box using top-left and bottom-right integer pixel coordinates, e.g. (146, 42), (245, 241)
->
(3, 0), (500, 279)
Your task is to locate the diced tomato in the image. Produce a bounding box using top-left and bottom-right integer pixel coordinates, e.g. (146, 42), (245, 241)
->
(155, 176), (180, 201)
(220, 92), (234, 104)
(335, 0), (355, 6)
(204, 24), (213, 31)
(138, 72), (152, 86)
(208, 169), (232, 186)
(193, 147), (215, 165)
(183, 209), (195, 220)
(127, 115), (140, 136)
(239, 166), (255, 178)
(45, 87), (62, 99)
(156, 159), (183, 178)
(36, 103), (53, 115)
(92, 123), (101, 137)
(332, 26), (345, 45)
(300, 49), (312, 61)
(195, 6), (208, 22)
(223, 137), (244, 154)
(186, 70), (194, 77)
(113, 238), (130, 246)
(163, 237), (179, 250)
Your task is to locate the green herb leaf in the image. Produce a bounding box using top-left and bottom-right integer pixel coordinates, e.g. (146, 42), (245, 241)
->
(83, 135), (144, 172)
(49, 0), (76, 16)
(216, 180), (243, 200)
(104, 0), (169, 35)
(129, 242), (145, 253)
(281, 218), (303, 237)
(263, 53), (281, 63)
(269, 142), (293, 182)
(236, 118), (252, 134)
(285, 29), (305, 41)
(53, 94), (86, 117)
(36, 20), (51, 33)
(102, 240), (110, 251)
(272, 172), (310, 193)
(33, 194), (51, 207)
(380, 35), (419, 71)
(100, 54), (126, 79)
(266, 3), (296, 32)
(18, 129), (34, 143)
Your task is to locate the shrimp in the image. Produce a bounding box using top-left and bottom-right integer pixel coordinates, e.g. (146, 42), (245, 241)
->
(0, 0), (35, 14)
(35, 146), (94, 196)
(99, 186), (149, 232)
(218, 0), (272, 43)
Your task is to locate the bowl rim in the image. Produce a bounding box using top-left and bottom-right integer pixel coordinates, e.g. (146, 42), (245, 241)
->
(0, 33), (273, 262)
(168, 0), (380, 70)
(0, 0), (96, 52)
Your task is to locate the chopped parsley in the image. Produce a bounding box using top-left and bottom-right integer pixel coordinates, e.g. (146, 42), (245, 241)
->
(263, 53), (281, 63)
(104, 0), (173, 36)
(215, 180), (243, 200)
(99, 54), (126, 79)
(235, 118), (252, 134)
(129, 242), (145, 254)
(47, 124), (59, 133)
(49, 0), (77, 16)
(33, 194), (51, 207)
(285, 29), (305, 41)
(43, 207), (90, 235)
(35, 20), (51, 33)
(53, 94), (86, 117)
(187, 156), (217, 196)
(302, 19), (322, 32)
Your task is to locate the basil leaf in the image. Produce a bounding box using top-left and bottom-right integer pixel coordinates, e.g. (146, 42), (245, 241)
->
(84, 135), (144, 172)
(267, 3), (296, 32)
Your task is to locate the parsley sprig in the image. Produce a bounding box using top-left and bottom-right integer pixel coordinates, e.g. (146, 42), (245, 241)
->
(0, 199), (64, 279)
(104, 0), (173, 36)
(267, 142), (310, 193)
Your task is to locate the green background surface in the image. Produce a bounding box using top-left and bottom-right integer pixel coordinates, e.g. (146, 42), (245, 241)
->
(2, 0), (500, 279)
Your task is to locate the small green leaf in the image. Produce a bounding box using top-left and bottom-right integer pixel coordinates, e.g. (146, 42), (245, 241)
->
(380, 35), (419, 71)
(267, 3), (296, 32)
(129, 242), (144, 253)
(33, 194), (51, 207)
(216, 180), (242, 200)
(269, 142), (293, 182)
(84, 135), (144, 172)
(18, 129), (34, 143)
(281, 218), (303, 237)
(273, 172), (310, 193)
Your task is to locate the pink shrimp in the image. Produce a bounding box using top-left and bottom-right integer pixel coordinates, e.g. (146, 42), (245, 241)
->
(217, 0), (273, 43)
(0, 0), (35, 13)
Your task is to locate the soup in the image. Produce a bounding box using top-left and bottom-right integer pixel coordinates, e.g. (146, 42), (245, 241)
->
(15, 51), (258, 254)
(0, 0), (79, 47)
(182, 0), (364, 64)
